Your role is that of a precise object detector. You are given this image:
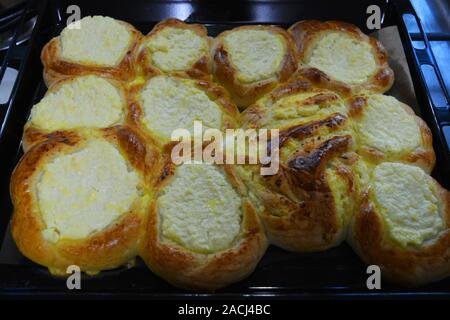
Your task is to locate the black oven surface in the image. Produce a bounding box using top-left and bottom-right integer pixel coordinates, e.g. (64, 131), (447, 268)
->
(0, 0), (449, 298)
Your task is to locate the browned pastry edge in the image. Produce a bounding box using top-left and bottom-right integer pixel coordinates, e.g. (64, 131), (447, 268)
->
(212, 25), (298, 109)
(135, 18), (212, 80)
(140, 162), (268, 290)
(11, 126), (160, 275)
(288, 20), (394, 94)
(347, 182), (450, 286)
(41, 19), (142, 87)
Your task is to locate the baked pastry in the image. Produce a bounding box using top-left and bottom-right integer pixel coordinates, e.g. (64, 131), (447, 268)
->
(23, 74), (127, 152)
(41, 16), (141, 86)
(242, 76), (348, 130)
(348, 162), (450, 286)
(11, 127), (159, 276)
(136, 18), (211, 79)
(348, 94), (435, 173)
(212, 25), (297, 108)
(140, 162), (268, 290)
(288, 20), (394, 94)
(239, 76), (358, 252)
(11, 14), (450, 288)
(129, 74), (239, 146)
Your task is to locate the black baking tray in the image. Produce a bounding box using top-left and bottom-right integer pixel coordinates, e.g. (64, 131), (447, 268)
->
(0, 0), (449, 299)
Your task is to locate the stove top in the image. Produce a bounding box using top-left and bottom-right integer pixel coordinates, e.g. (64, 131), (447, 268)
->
(0, 1), (35, 104)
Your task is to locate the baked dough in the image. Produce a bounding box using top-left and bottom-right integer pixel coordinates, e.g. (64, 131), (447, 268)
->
(140, 162), (267, 290)
(23, 74), (127, 151)
(348, 94), (435, 172)
(212, 25), (297, 108)
(348, 162), (450, 286)
(41, 16), (142, 86)
(129, 74), (239, 146)
(240, 76), (357, 251)
(11, 127), (159, 276)
(11, 15), (450, 288)
(242, 76), (348, 130)
(136, 18), (211, 78)
(289, 20), (394, 94)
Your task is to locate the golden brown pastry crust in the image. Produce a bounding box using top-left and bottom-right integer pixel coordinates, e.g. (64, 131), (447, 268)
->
(128, 74), (240, 148)
(288, 20), (394, 94)
(41, 20), (142, 87)
(22, 74), (129, 152)
(241, 75), (336, 128)
(240, 77), (358, 252)
(347, 95), (435, 173)
(212, 25), (298, 109)
(140, 161), (268, 290)
(135, 18), (212, 79)
(11, 126), (160, 276)
(239, 135), (357, 252)
(347, 179), (450, 286)
(294, 67), (354, 98)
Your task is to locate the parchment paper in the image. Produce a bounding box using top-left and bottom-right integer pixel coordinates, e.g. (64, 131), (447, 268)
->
(371, 26), (420, 114)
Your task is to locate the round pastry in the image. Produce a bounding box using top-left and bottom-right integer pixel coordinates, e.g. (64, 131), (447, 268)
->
(41, 15), (142, 86)
(212, 25), (297, 109)
(348, 94), (435, 173)
(140, 162), (268, 290)
(136, 18), (211, 79)
(11, 127), (159, 276)
(23, 74), (127, 151)
(129, 74), (239, 146)
(348, 162), (450, 286)
(239, 76), (358, 252)
(288, 20), (394, 94)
